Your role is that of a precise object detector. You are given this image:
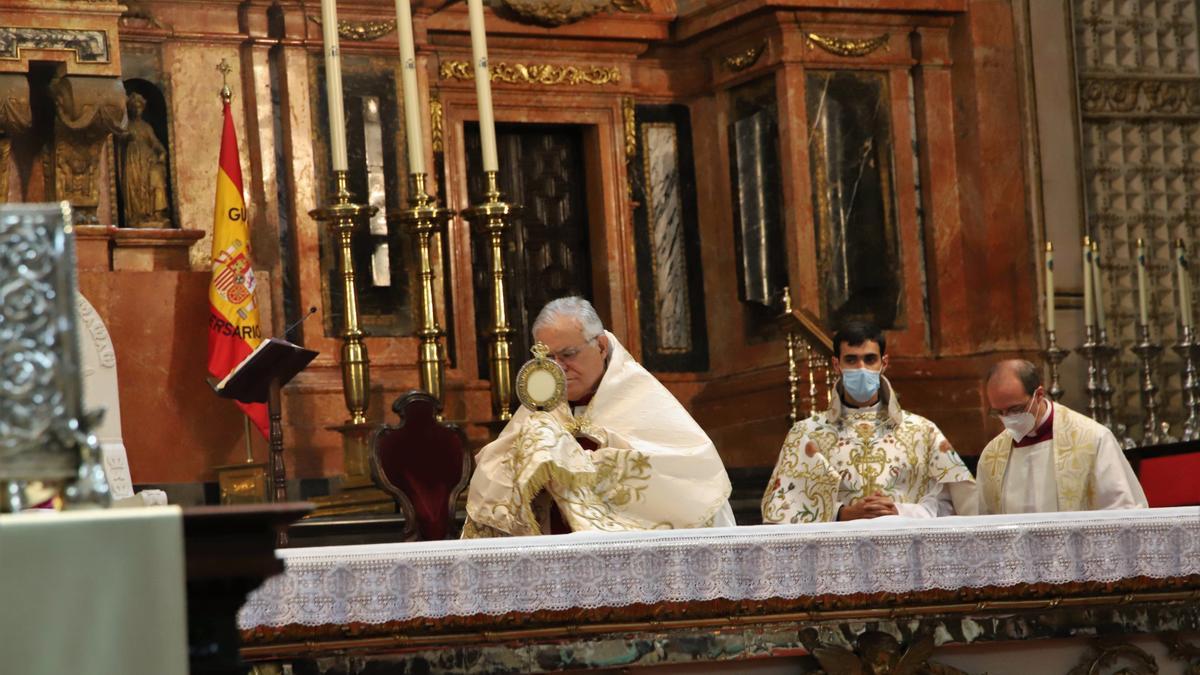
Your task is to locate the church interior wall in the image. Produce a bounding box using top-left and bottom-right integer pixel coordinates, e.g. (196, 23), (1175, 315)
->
(1, 0), (1064, 497)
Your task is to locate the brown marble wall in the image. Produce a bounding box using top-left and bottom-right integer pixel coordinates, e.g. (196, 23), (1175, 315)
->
(1, 0), (1040, 489)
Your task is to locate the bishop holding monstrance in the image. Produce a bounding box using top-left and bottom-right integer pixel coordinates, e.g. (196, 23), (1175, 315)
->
(463, 297), (736, 537)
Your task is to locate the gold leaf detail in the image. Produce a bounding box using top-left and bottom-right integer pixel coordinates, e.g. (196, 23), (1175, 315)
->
(722, 41), (766, 72)
(429, 90), (444, 153)
(308, 16), (397, 41)
(805, 32), (890, 58)
(438, 60), (621, 86)
(621, 97), (636, 159)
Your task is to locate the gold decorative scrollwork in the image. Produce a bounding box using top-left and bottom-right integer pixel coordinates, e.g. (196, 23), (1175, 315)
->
(805, 32), (890, 58)
(722, 42), (766, 72)
(308, 16), (396, 41)
(621, 97), (636, 159)
(429, 90), (444, 153)
(438, 60), (621, 87)
(611, 0), (650, 12)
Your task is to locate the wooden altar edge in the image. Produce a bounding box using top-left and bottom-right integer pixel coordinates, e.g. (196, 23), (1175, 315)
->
(239, 576), (1200, 659)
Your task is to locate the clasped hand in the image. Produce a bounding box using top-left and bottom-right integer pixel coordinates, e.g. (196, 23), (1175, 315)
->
(837, 492), (899, 521)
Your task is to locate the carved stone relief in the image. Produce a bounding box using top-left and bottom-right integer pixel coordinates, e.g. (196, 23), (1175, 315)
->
(50, 74), (127, 224)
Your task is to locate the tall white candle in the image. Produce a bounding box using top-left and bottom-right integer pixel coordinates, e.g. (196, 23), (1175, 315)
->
(394, 0), (425, 176)
(1136, 237), (1150, 326)
(466, 0), (499, 173)
(1082, 237), (1094, 329)
(1091, 239), (1107, 332)
(1178, 239), (1193, 328)
(321, 0), (349, 172)
(1045, 242), (1055, 333)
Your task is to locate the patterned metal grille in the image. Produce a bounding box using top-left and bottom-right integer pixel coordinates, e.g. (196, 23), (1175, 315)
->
(1075, 0), (1200, 432)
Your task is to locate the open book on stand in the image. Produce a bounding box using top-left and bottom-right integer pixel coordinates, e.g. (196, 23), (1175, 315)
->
(212, 338), (318, 404)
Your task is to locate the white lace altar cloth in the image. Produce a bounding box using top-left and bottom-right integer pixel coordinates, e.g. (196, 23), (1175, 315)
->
(239, 507), (1200, 630)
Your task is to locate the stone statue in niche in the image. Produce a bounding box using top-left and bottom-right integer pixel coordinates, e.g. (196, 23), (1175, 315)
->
(119, 91), (171, 228)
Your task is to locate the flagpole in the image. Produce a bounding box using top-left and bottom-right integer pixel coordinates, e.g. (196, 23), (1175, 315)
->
(243, 415), (254, 463)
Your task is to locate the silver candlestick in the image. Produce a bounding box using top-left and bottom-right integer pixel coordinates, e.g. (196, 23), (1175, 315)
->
(1132, 323), (1164, 445)
(1077, 325), (1104, 420)
(1095, 327), (1118, 430)
(1174, 324), (1200, 441)
(1042, 329), (1069, 401)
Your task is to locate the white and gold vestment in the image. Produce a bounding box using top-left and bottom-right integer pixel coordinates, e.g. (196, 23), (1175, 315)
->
(976, 402), (1147, 514)
(761, 377), (976, 523)
(464, 332), (734, 537)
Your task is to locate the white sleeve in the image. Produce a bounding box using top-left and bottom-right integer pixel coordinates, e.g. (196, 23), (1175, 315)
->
(1091, 431), (1149, 509)
(895, 484), (948, 518)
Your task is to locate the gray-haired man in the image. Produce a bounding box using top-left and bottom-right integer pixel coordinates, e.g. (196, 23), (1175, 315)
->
(464, 296), (736, 537)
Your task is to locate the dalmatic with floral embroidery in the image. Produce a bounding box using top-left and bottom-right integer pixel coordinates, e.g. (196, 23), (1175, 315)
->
(762, 377), (976, 523)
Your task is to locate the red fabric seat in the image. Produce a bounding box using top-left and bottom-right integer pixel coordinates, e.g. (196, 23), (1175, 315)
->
(370, 390), (472, 540)
(1136, 451), (1200, 507)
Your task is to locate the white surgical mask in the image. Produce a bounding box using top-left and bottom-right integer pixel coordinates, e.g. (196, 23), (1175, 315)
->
(841, 368), (881, 403)
(1000, 396), (1039, 441)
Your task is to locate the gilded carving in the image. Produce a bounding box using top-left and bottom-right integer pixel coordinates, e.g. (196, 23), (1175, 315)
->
(499, 0), (610, 26)
(0, 137), (9, 204)
(0, 27), (111, 64)
(0, 73), (32, 135)
(805, 32), (890, 58)
(1081, 77), (1200, 118)
(439, 60), (620, 86)
(622, 97), (636, 159)
(798, 629), (969, 675)
(309, 16), (397, 41)
(722, 41), (766, 72)
(50, 75), (127, 224)
(610, 0), (650, 12)
(429, 90), (444, 153)
(119, 92), (171, 228)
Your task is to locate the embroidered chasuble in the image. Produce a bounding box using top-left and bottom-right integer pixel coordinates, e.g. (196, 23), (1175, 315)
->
(761, 377), (976, 523)
(976, 402), (1147, 514)
(463, 332), (735, 537)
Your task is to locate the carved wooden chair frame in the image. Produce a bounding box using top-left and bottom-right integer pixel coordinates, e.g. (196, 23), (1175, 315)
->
(369, 390), (473, 541)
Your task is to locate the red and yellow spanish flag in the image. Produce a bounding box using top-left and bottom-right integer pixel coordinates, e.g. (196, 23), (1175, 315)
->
(207, 98), (269, 438)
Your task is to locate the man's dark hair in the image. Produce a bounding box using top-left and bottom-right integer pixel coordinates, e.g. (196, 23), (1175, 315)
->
(986, 359), (1041, 395)
(832, 320), (886, 358)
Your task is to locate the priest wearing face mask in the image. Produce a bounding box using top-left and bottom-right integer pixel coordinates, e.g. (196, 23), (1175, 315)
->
(762, 321), (976, 523)
(975, 359), (1146, 514)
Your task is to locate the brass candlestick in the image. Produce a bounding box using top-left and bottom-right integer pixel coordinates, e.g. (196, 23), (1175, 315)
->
(1132, 322), (1164, 445)
(1077, 325), (1103, 419)
(311, 170), (375, 425)
(777, 287), (801, 425)
(463, 170), (520, 421)
(1175, 324), (1200, 441)
(1042, 329), (1070, 401)
(397, 173), (452, 406)
(308, 171), (393, 517)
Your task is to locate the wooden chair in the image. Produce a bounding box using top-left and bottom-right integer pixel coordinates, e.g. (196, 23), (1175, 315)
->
(370, 390), (473, 540)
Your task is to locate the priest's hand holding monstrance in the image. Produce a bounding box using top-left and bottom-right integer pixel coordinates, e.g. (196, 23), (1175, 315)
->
(515, 343), (566, 413)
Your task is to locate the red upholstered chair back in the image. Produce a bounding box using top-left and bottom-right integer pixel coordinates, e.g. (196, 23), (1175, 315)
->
(1130, 441), (1200, 507)
(370, 390), (472, 540)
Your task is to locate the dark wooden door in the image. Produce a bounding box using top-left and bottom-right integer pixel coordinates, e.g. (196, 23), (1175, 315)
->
(465, 123), (594, 380)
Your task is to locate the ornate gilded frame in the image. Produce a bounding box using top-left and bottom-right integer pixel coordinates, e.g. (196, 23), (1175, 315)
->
(515, 343), (566, 411)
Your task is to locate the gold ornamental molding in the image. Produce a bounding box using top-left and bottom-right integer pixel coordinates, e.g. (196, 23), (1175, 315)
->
(621, 97), (636, 159)
(805, 32), (890, 58)
(438, 60), (621, 86)
(308, 16), (397, 41)
(722, 41), (766, 72)
(1080, 76), (1200, 119)
(429, 90), (444, 153)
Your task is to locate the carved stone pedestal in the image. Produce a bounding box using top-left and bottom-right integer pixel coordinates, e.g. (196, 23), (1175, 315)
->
(75, 225), (204, 271)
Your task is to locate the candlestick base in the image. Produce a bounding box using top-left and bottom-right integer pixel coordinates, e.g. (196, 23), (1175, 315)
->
(1173, 325), (1200, 441)
(1042, 330), (1070, 402)
(1132, 323), (1164, 446)
(463, 170), (522, 423)
(393, 173), (453, 409)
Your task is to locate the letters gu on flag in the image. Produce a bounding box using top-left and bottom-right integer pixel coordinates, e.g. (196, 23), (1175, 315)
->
(207, 96), (269, 438)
